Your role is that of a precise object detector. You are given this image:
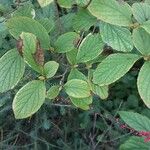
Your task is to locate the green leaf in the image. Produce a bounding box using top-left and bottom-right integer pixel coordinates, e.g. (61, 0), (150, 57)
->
(54, 32), (79, 53)
(132, 3), (150, 24)
(92, 84), (109, 100)
(37, 0), (53, 7)
(47, 85), (60, 100)
(77, 33), (104, 63)
(93, 54), (140, 86)
(44, 61), (59, 78)
(64, 79), (91, 98)
(70, 96), (92, 110)
(88, 0), (132, 26)
(100, 22), (133, 52)
(13, 80), (46, 119)
(66, 49), (78, 65)
(119, 111), (150, 131)
(120, 136), (150, 150)
(7, 17), (50, 49)
(73, 8), (97, 31)
(137, 61), (150, 108)
(57, 0), (72, 8)
(13, 3), (35, 18)
(38, 18), (54, 33)
(0, 49), (25, 93)
(68, 68), (87, 81)
(20, 32), (43, 73)
(133, 27), (150, 56)
(141, 20), (150, 34)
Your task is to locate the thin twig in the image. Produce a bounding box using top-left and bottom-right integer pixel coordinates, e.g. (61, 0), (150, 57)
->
(94, 101), (123, 149)
(50, 103), (74, 108)
(12, 134), (19, 146)
(59, 67), (69, 86)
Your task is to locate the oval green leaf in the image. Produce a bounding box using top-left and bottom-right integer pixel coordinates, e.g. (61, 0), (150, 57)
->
(47, 85), (60, 100)
(100, 22), (133, 52)
(88, 0), (132, 26)
(44, 61), (59, 79)
(64, 79), (91, 98)
(93, 53), (140, 86)
(0, 49), (25, 93)
(13, 80), (46, 119)
(70, 96), (92, 110)
(77, 33), (104, 63)
(92, 84), (109, 100)
(133, 27), (150, 56)
(54, 32), (79, 53)
(132, 3), (150, 24)
(137, 61), (150, 108)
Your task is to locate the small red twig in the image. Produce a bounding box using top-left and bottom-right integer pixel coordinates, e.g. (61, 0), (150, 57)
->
(115, 118), (150, 142)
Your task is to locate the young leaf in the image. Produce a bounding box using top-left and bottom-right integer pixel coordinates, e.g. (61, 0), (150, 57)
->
(54, 32), (79, 53)
(100, 22), (133, 52)
(7, 17), (50, 49)
(137, 61), (150, 108)
(88, 0), (132, 26)
(77, 33), (104, 63)
(44, 61), (59, 79)
(68, 68), (87, 81)
(93, 53), (140, 86)
(21, 32), (43, 73)
(120, 136), (150, 150)
(0, 49), (25, 93)
(13, 80), (46, 119)
(47, 85), (60, 100)
(132, 3), (150, 24)
(92, 84), (109, 100)
(73, 8), (97, 31)
(64, 79), (91, 98)
(119, 111), (150, 131)
(133, 28), (150, 55)
(37, 0), (53, 8)
(70, 96), (92, 110)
